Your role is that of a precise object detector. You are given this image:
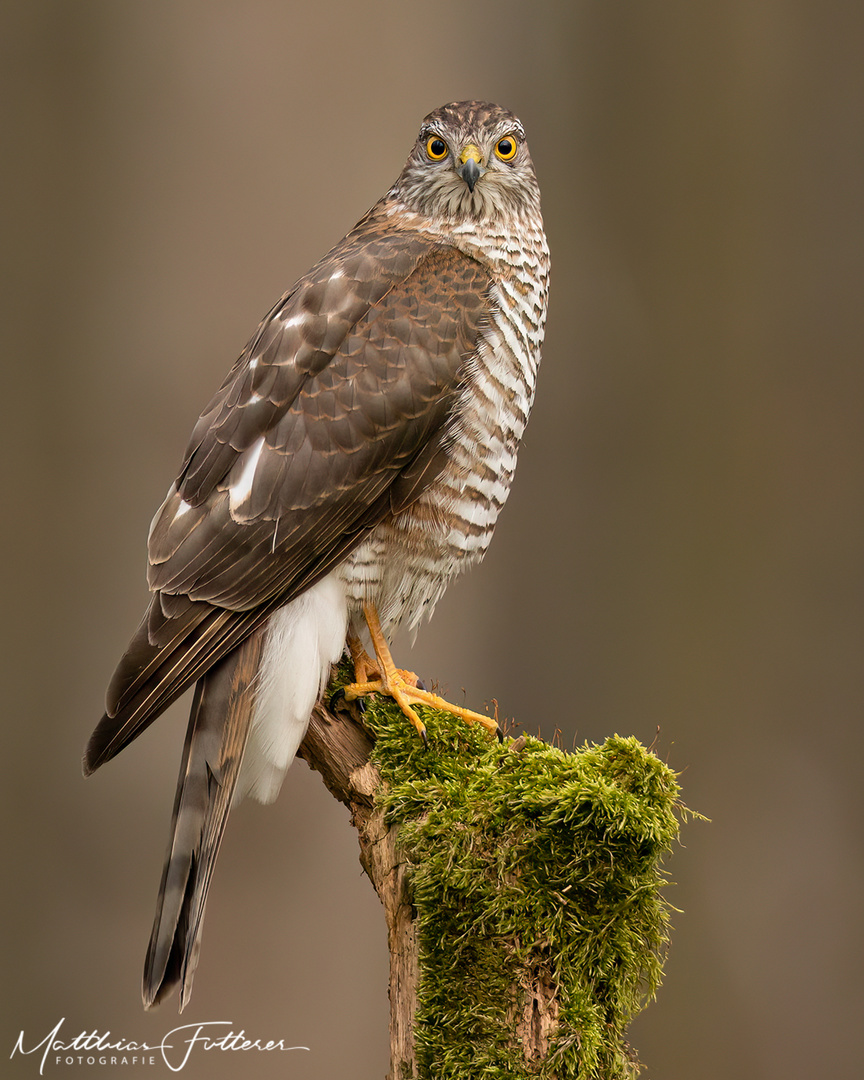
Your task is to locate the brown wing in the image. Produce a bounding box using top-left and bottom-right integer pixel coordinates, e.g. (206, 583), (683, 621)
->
(85, 229), (492, 773)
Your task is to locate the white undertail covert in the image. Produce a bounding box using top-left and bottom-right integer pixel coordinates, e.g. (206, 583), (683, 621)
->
(236, 573), (348, 804)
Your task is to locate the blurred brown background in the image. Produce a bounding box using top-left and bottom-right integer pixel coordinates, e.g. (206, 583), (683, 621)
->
(2, 2), (863, 1078)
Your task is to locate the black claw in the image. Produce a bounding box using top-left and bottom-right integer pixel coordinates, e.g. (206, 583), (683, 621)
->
(419, 727), (429, 749)
(415, 678), (428, 692)
(496, 727), (504, 744)
(330, 687), (366, 714)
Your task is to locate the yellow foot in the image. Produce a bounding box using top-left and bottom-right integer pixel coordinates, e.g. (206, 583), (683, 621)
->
(343, 603), (499, 742)
(347, 631), (420, 691)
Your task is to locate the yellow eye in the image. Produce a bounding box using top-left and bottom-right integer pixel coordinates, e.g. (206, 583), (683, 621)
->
(494, 135), (518, 161)
(426, 136), (448, 161)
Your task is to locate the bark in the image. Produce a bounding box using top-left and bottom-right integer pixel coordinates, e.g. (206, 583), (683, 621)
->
(298, 697), (420, 1079)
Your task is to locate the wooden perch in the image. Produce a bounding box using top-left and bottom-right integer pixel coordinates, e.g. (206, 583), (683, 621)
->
(299, 697), (420, 1074)
(298, 665), (687, 1080)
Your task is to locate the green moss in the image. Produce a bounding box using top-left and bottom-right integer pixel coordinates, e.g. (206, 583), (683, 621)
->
(336, 665), (691, 1079)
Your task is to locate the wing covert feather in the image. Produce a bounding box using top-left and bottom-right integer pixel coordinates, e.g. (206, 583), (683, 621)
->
(148, 243), (492, 612)
(90, 239), (493, 765)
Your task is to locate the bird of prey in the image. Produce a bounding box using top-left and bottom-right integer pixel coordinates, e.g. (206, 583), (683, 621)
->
(84, 100), (550, 1010)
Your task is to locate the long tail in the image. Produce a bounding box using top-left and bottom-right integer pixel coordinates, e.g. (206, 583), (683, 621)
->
(142, 627), (265, 1010)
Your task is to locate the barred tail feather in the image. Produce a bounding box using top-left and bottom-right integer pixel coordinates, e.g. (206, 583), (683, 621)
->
(143, 628), (264, 1010)
(142, 573), (348, 1010)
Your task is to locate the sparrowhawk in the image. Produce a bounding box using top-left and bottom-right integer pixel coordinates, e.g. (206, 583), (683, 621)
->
(84, 100), (550, 1010)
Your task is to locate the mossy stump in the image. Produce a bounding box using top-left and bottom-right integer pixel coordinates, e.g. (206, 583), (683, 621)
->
(300, 666), (687, 1080)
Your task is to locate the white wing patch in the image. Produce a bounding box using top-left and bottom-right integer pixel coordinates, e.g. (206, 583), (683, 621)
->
(228, 435), (266, 513)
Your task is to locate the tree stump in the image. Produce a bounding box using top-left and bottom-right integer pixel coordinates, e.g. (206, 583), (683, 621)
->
(299, 665), (688, 1080)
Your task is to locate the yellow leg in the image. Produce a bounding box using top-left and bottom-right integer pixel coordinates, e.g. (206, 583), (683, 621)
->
(343, 602), (499, 741)
(347, 630), (378, 685)
(347, 627), (420, 690)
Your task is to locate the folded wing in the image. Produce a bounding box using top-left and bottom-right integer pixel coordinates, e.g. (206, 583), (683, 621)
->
(85, 234), (492, 775)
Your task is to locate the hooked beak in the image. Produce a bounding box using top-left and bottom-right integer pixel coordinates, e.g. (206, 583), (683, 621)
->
(458, 144), (484, 193)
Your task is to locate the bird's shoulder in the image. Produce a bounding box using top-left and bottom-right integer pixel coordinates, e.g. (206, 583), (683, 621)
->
(175, 206), (490, 508)
(145, 207), (494, 610)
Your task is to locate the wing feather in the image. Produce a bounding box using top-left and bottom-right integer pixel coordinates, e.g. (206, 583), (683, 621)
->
(88, 223), (493, 773)
(148, 241), (490, 611)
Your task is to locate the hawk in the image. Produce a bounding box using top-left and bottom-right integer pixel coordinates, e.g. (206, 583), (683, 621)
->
(84, 101), (550, 1010)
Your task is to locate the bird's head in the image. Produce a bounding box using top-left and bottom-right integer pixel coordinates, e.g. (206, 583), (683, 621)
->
(394, 100), (540, 223)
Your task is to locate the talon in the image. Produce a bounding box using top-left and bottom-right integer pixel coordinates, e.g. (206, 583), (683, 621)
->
(329, 686), (368, 716)
(343, 603), (501, 742)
